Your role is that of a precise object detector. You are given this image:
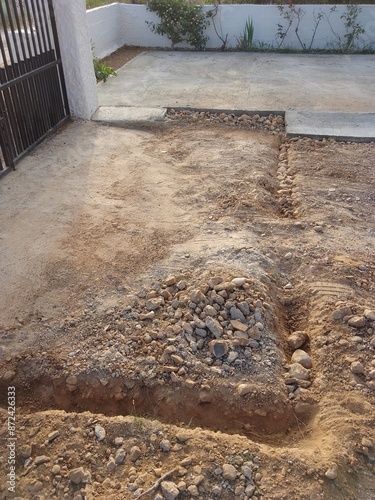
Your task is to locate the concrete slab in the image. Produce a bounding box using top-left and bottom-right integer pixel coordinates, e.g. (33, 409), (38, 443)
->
(95, 51), (375, 140)
(97, 52), (375, 113)
(286, 111), (375, 142)
(92, 106), (167, 126)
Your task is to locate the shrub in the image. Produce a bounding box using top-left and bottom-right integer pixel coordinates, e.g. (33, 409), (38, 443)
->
(146, 0), (210, 50)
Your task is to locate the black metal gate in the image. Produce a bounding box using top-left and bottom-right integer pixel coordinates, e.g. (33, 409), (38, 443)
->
(0, 0), (69, 177)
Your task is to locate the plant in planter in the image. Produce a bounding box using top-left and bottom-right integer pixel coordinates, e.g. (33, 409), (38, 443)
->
(146, 0), (210, 50)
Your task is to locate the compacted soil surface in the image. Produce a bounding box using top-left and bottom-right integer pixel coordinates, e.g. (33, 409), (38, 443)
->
(0, 110), (374, 500)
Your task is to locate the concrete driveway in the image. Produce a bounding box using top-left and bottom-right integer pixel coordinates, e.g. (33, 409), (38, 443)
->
(94, 51), (375, 141)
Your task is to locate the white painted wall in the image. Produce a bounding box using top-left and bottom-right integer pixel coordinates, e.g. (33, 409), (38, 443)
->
(87, 3), (375, 54)
(53, 0), (98, 119)
(88, 3), (123, 58)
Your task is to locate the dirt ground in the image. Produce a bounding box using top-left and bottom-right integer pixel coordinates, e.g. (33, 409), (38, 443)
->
(0, 103), (375, 500)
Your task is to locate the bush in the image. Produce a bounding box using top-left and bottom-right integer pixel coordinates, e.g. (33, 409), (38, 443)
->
(146, 0), (210, 50)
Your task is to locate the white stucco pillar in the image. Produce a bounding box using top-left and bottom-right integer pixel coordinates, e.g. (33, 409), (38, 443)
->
(52, 0), (99, 119)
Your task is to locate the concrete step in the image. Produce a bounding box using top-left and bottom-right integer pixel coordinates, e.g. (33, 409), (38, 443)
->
(286, 111), (375, 142)
(92, 106), (167, 127)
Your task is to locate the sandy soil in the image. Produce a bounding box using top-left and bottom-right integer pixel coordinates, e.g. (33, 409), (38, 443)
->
(0, 114), (374, 500)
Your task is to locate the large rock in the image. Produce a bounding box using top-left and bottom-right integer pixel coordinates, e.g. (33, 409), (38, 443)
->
(68, 467), (91, 485)
(161, 481), (180, 500)
(288, 331), (308, 350)
(348, 316), (366, 328)
(287, 363), (310, 380)
(291, 349), (312, 369)
(222, 463), (237, 481)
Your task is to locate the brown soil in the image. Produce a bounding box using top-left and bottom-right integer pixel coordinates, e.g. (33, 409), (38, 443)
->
(101, 46), (149, 71)
(0, 110), (374, 499)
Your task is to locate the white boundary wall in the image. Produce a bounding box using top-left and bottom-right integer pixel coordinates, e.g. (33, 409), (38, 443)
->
(87, 3), (375, 55)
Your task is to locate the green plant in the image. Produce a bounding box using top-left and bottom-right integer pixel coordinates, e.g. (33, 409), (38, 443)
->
(92, 45), (117, 82)
(145, 0), (210, 50)
(207, 5), (228, 51)
(237, 17), (255, 51)
(341, 4), (365, 51)
(277, 3), (324, 51)
(322, 4), (366, 52)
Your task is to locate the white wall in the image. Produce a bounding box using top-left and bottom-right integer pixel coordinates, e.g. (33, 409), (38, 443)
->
(88, 3), (123, 58)
(87, 3), (375, 54)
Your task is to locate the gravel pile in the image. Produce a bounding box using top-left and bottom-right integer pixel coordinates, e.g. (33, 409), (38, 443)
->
(65, 272), (283, 388)
(167, 109), (285, 133)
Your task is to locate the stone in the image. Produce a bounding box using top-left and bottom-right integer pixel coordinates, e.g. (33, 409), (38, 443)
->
(176, 433), (190, 443)
(34, 455), (51, 466)
(205, 317), (223, 338)
(248, 326), (261, 340)
(2, 370), (15, 382)
(288, 331), (308, 350)
(212, 485), (222, 496)
(241, 463), (253, 480)
(237, 383), (252, 396)
(28, 481), (43, 493)
(107, 457), (116, 473)
(115, 448), (125, 464)
(177, 280), (187, 290)
(287, 363), (311, 380)
(227, 351), (239, 363)
(348, 316), (366, 328)
(209, 339), (228, 358)
(215, 281), (235, 292)
(204, 305), (218, 317)
(129, 446), (142, 462)
(291, 349), (312, 369)
(237, 301), (250, 316)
(230, 307), (246, 322)
(364, 309), (375, 321)
(196, 328), (207, 338)
(208, 277), (223, 289)
(114, 437), (125, 446)
(188, 484), (199, 496)
(245, 484), (256, 496)
(69, 467), (91, 485)
(194, 316), (206, 329)
(19, 444), (32, 459)
(170, 354), (184, 365)
(160, 439), (171, 452)
(139, 311), (155, 320)
(222, 463), (237, 481)
(190, 289), (206, 304)
(351, 361), (365, 374)
(48, 431), (60, 442)
(51, 464), (61, 475)
(325, 464), (338, 480)
(165, 275), (177, 286)
(146, 297), (164, 311)
(94, 425), (106, 442)
(332, 306), (352, 320)
(231, 277), (246, 287)
(161, 480), (180, 500)
(230, 319), (248, 332)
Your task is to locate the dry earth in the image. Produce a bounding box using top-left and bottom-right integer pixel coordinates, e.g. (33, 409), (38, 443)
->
(0, 110), (374, 500)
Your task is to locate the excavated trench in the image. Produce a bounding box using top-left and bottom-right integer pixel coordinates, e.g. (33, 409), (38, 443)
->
(0, 370), (317, 445)
(0, 267), (318, 446)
